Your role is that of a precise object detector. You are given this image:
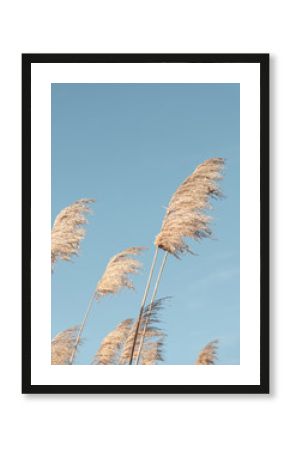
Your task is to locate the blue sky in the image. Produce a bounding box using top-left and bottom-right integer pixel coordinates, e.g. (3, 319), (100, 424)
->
(51, 83), (240, 365)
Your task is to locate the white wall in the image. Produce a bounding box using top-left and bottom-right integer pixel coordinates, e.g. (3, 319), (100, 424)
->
(0, 1), (285, 449)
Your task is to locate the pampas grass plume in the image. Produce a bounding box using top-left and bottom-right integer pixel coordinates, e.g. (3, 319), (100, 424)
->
(51, 198), (95, 266)
(155, 158), (224, 257)
(95, 247), (145, 298)
(195, 340), (218, 365)
(51, 326), (80, 365)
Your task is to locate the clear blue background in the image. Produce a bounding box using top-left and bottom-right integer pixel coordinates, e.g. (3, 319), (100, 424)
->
(51, 83), (240, 364)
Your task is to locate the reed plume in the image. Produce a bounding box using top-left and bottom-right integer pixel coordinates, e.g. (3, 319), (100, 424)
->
(92, 319), (133, 365)
(130, 158), (224, 364)
(70, 246), (144, 364)
(195, 340), (218, 365)
(51, 326), (80, 365)
(155, 158), (224, 257)
(51, 198), (94, 267)
(121, 298), (165, 365)
(140, 339), (164, 365)
(95, 247), (144, 298)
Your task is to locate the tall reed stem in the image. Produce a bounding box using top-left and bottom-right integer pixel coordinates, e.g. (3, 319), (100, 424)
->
(69, 293), (95, 364)
(128, 247), (159, 365)
(135, 251), (169, 365)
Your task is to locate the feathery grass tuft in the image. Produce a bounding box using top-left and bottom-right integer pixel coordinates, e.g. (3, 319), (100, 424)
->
(51, 198), (95, 266)
(92, 319), (133, 365)
(51, 326), (80, 365)
(128, 158), (224, 363)
(120, 298), (165, 365)
(70, 246), (144, 364)
(195, 340), (218, 365)
(95, 247), (145, 298)
(155, 158), (224, 257)
(140, 339), (164, 365)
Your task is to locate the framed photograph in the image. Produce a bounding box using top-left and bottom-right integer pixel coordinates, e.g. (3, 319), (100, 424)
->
(22, 53), (269, 394)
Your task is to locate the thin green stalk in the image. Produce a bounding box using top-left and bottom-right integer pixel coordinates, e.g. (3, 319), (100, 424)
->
(128, 247), (159, 365)
(69, 293), (95, 364)
(135, 251), (168, 365)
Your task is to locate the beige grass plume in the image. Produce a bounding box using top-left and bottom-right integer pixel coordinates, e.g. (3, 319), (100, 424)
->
(92, 319), (133, 365)
(128, 158), (224, 364)
(51, 198), (95, 266)
(95, 247), (145, 298)
(120, 298), (165, 365)
(155, 158), (224, 257)
(51, 326), (80, 365)
(140, 339), (164, 365)
(195, 340), (218, 365)
(70, 246), (144, 364)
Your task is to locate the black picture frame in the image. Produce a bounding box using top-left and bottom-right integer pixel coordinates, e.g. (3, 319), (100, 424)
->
(22, 53), (269, 394)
